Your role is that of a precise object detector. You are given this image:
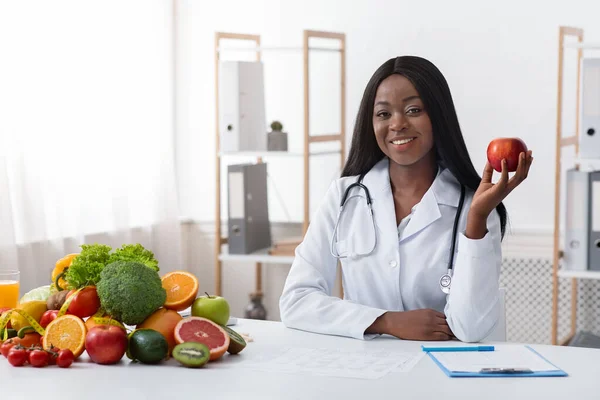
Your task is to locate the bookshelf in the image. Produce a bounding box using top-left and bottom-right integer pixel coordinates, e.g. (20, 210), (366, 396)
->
(213, 30), (346, 299)
(551, 26), (600, 345)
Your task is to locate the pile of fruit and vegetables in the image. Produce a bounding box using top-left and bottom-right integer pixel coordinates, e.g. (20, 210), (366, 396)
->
(0, 243), (246, 369)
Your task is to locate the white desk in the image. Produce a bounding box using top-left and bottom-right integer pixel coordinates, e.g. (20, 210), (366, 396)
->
(2, 318), (600, 400)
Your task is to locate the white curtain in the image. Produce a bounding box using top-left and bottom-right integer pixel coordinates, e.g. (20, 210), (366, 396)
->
(0, 1), (182, 293)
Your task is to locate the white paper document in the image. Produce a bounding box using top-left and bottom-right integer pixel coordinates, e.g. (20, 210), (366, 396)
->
(431, 345), (559, 373)
(242, 347), (423, 379)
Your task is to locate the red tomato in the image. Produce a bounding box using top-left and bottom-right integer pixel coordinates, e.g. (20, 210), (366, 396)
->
(40, 310), (59, 328)
(47, 351), (57, 365)
(1, 340), (15, 358)
(67, 286), (100, 318)
(29, 349), (49, 367)
(7, 347), (27, 367)
(56, 349), (74, 368)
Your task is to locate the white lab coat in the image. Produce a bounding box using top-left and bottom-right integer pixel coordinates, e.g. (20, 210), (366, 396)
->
(279, 157), (502, 343)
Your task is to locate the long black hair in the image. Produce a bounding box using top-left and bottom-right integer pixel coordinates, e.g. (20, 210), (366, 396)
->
(341, 56), (507, 238)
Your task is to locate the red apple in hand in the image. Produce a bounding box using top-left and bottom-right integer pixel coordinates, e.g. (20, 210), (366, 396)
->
(85, 325), (127, 365)
(486, 137), (528, 172)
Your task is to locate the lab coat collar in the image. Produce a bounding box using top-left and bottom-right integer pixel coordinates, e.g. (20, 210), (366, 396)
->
(361, 157), (463, 242)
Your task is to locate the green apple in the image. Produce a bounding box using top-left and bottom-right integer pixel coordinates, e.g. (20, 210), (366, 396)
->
(191, 292), (230, 326)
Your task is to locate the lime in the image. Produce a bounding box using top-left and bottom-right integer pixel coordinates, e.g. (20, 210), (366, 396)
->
(20, 285), (52, 303)
(128, 329), (168, 364)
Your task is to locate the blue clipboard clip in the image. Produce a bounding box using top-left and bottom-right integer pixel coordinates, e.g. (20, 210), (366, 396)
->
(479, 368), (533, 374)
(421, 345), (495, 352)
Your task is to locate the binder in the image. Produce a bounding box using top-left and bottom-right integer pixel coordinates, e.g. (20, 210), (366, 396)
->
(423, 345), (568, 378)
(564, 168), (589, 271)
(590, 170), (600, 271)
(227, 163), (272, 254)
(564, 169), (600, 271)
(219, 61), (267, 152)
(579, 58), (600, 159)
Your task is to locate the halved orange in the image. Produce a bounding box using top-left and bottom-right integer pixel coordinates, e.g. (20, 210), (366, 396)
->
(43, 314), (87, 358)
(161, 271), (199, 312)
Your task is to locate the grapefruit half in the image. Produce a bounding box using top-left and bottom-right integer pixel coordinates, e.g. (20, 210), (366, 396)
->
(174, 317), (230, 361)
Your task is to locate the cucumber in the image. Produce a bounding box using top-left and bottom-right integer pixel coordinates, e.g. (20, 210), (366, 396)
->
(0, 328), (17, 340)
(17, 326), (36, 338)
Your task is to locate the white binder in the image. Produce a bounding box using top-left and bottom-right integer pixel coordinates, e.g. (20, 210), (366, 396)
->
(579, 58), (600, 159)
(218, 61), (267, 153)
(564, 169), (589, 271)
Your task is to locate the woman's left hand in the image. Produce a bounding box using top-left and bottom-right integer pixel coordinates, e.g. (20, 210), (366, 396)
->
(470, 150), (533, 220)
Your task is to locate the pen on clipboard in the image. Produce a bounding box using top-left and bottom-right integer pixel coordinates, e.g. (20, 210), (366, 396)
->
(421, 345), (495, 352)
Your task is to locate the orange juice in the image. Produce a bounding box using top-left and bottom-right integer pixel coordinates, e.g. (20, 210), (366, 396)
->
(0, 280), (19, 308)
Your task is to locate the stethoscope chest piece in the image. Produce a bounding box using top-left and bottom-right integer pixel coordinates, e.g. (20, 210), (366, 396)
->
(440, 270), (452, 294)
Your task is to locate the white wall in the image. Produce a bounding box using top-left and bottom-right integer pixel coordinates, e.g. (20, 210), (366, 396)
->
(175, 0), (600, 234)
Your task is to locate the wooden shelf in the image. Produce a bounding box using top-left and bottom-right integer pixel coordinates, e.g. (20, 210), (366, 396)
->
(217, 46), (341, 53)
(557, 270), (600, 280)
(219, 245), (295, 264)
(219, 149), (340, 158)
(214, 30), (346, 298)
(563, 42), (600, 50)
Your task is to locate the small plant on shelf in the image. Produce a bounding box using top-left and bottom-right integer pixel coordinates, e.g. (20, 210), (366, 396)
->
(270, 121), (283, 132)
(267, 120), (287, 151)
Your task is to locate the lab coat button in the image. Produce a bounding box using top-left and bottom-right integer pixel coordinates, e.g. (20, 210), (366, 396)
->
(389, 260), (397, 268)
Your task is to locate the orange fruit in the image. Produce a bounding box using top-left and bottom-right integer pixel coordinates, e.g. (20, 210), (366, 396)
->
(161, 271), (199, 312)
(174, 317), (230, 361)
(43, 314), (87, 358)
(136, 308), (182, 355)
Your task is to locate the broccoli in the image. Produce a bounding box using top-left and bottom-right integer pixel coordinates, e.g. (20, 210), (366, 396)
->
(96, 261), (166, 325)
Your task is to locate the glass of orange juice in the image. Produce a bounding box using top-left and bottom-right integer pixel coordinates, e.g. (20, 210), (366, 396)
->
(0, 270), (20, 309)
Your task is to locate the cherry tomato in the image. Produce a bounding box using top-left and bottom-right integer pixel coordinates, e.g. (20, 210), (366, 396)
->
(1, 340), (15, 358)
(67, 286), (100, 318)
(56, 349), (74, 368)
(46, 346), (60, 365)
(7, 347), (27, 367)
(29, 349), (49, 367)
(39, 310), (59, 328)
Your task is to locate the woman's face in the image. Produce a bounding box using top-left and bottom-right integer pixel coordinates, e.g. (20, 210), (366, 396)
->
(372, 74), (434, 168)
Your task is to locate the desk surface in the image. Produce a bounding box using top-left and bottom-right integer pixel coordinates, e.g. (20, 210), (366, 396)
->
(2, 318), (600, 400)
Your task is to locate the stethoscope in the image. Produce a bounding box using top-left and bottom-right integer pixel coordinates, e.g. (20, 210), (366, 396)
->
(330, 173), (466, 294)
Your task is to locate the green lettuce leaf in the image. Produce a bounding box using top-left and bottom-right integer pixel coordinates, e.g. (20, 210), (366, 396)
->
(108, 244), (159, 271)
(64, 244), (112, 289)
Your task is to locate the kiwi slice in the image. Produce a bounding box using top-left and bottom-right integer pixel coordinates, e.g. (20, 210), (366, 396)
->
(223, 325), (246, 355)
(172, 342), (210, 368)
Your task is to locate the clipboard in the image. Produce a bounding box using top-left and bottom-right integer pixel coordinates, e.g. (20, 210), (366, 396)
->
(424, 345), (568, 378)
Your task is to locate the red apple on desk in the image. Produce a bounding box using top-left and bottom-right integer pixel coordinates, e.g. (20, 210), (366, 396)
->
(486, 138), (528, 172)
(85, 325), (128, 365)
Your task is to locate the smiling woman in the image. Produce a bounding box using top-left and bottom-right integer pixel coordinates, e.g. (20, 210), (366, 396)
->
(279, 55), (533, 343)
(0, 1), (181, 291)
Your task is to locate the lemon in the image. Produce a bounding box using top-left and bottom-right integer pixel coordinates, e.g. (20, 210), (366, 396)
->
(19, 285), (52, 303)
(10, 301), (47, 331)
